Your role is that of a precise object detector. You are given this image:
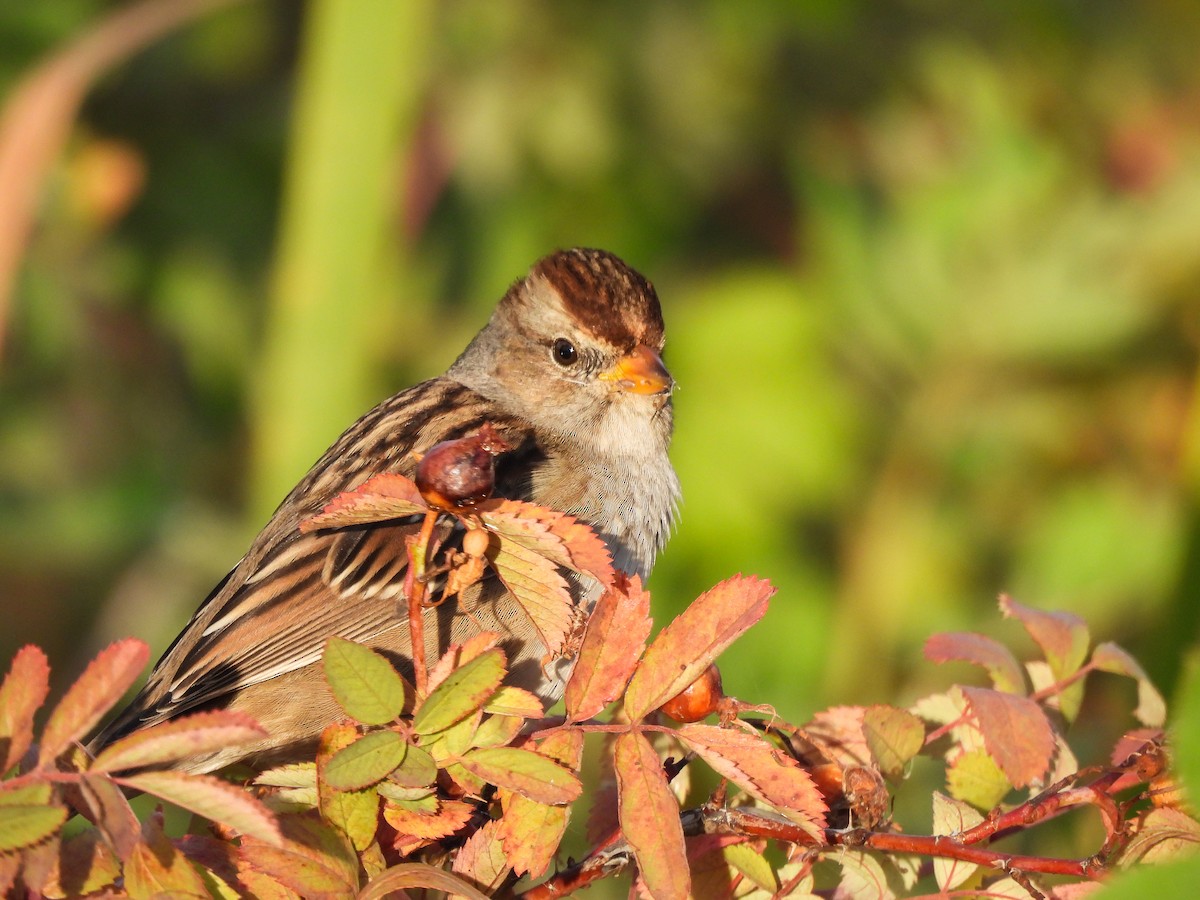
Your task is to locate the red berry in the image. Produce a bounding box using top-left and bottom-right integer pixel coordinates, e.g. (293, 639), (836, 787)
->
(659, 663), (724, 723)
(415, 424), (510, 511)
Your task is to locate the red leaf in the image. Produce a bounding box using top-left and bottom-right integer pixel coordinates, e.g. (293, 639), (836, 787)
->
(565, 574), (652, 722)
(300, 472), (428, 532)
(624, 575), (773, 721)
(998, 595), (1090, 680)
(677, 724), (827, 833)
(90, 710), (267, 773)
(39, 639), (149, 765)
(0, 645), (51, 772)
(124, 811), (209, 898)
(613, 730), (689, 900)
(479, 499), (614, 585)
(77, 774), (140, 860)
(924, 632), (1026, 695)
(960, 686), (1055, 788)
(1092, 642), (1167, 727)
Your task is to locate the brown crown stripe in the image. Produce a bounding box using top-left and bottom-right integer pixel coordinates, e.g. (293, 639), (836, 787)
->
(533, 248), (664, 350)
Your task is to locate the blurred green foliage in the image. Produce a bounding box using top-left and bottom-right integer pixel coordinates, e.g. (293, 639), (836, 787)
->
(2, 0), (1199, 824)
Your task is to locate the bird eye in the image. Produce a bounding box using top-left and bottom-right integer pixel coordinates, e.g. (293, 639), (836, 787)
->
(551, 338), (578, 366)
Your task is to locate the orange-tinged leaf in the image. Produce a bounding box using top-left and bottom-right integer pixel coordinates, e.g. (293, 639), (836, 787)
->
(117, 770), (281, 845)
(479, 498), (615, 585)
(323, 729), (409, 791)
(1092, 642), (1167, 727)
(451, 817), (510, 894)
(300, 472), (428, 532)
(486, 538), (574, 655)
(484, 684), (544, 719)
(322, 637), (407, 725)
(426, 631), (502, 695)
(413, 648), (505, 735)
(239, 815), (358, 898)
(862, 705), (925, 778)
(90, 710), (267, 772)
(0, 644), (51, 771)
(125, 812), (209, 899)
(613, 730), (689, 900)
(459, 746), (582, 805)
(932, 791), (984, 890)
(924, 632), (1026, 695)
(39, 639), (149, 765)
(384, 797), (476, 856)
(497, 730), (584, 878)
(625, 575), (773, 721)
(961, 686), (1054, 788)
(0, 803), (68, 852)
(677, 723), (828, 832)
(566, 574), (652, 722)
(805, 705), (872, 768)
(1119, 807), (1200, 864)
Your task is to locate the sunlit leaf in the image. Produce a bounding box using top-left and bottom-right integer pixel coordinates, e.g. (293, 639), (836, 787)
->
(479, 498), (615, 585)
(359, 862), (491, 900)
(0, 803), (67, 852)
(931, 791), (984, 890)
(91, 710), (267, 772)
(39, 639), (149, 765)
(614, 729), (689, 900)
(450, 818), (510, 895)
(322, 636), (407, 725)
(833, 848), (894, 900)
(566, 573), (652, 722)
(317, 721), (380, 851)
(961, 685), (1054, 788)
(78, 773), (140, 859)
(239, 814), (359, 898)
(1092, 642), (1167, 727)
(117, 770), (281, 845)
(1118, 807), (1200, 864)
(125, 812), (209, 899)
(300, 473), (428, 532)
(459, 746), (582, 805)
(497, 730), (583, 878)
(486, 537), (574, 655)
(678, 723), (827, 832)
(625, 574), (773, 721)
(999, 595), (1089, 719)
(946, 748), (1010, 810)
(862, 705), (925, 777)
(38, 829), (121, 897)
(413, 648), (505, 735)
(924, 631), (1026, 695)
(323, 729), (409, 791)
(0, 645), (51, 772)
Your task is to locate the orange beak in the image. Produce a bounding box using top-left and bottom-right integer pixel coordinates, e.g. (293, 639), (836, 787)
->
(598, 344), (673, 395)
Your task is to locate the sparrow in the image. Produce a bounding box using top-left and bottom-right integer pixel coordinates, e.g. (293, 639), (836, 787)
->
(91, 248), (680, 773)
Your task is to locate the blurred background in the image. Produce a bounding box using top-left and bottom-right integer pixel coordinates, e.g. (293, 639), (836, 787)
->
(2, 0), (1199, 821)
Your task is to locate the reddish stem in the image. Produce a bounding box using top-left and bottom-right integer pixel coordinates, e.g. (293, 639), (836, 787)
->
(404, 511), (439, 697)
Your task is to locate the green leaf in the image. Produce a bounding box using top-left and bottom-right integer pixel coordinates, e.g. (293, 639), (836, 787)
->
(323, 729), (409, 791)
(946, 748), (1010, 810)
(413, 649), (505, 735)
(862, 704), (925, 777)
(323, 637), (406, 725)
(0, 803), (68, 852)
(459, 747), (582, 805)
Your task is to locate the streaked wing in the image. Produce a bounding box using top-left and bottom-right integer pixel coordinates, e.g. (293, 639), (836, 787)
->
(93, 376), (543, 744)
